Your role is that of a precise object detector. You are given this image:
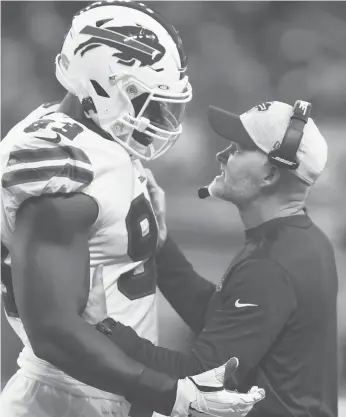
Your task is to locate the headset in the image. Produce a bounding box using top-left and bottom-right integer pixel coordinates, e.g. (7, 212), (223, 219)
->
(268, 100), (312, 170)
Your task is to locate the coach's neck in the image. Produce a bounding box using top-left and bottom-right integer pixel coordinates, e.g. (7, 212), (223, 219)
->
(239, 183), (310, 231)
(239, 199), (306, 231)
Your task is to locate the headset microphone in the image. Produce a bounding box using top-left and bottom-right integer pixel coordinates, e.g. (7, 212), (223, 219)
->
(198, 186), (211, 199)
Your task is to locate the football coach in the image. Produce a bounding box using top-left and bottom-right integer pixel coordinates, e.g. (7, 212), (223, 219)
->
(88, 100), (338, 417)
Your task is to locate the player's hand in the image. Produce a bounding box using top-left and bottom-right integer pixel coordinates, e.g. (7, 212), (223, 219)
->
(172, 358), (265, 417)
(81, 264), (107, 325)
(145, 168), (167, 248)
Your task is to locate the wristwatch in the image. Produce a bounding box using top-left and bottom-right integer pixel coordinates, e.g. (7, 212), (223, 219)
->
(94, 317), (117, 337)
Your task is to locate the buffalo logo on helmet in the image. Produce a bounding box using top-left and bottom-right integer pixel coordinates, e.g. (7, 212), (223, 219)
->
(74, 21), (166, 69)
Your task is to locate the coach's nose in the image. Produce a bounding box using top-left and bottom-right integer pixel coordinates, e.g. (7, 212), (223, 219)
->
(216, 144), (234, 164)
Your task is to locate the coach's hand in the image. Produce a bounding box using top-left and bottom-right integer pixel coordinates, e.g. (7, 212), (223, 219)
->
(82, 264), (107, 325)
(145, 169), (167, 248)
(172, 358), (265, 417)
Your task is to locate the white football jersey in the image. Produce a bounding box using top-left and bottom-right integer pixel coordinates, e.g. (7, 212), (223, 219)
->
(1, 103), (159, 402)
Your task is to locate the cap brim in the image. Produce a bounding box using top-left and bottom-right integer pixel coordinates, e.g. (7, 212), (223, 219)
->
(208, 105), (257, 150)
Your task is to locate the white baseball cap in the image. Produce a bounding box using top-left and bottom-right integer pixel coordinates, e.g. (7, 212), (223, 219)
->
(208, 101), (328, 185)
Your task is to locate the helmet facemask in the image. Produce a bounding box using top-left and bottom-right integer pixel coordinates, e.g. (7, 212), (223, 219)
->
(94, 73), (191, 160)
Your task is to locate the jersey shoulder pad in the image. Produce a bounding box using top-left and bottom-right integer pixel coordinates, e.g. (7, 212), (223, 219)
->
(1, 114), (94, 211)
(25, 101), (61, 121)
(2, 102), (61, 142)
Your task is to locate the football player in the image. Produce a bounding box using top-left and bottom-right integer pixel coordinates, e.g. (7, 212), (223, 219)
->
(0, 1), (264, 417)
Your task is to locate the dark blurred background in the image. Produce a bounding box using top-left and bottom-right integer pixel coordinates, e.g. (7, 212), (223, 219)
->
(2, 0), (346, 410)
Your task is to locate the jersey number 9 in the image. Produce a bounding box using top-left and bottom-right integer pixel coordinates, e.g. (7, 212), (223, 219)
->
(118, 193), (158, 301)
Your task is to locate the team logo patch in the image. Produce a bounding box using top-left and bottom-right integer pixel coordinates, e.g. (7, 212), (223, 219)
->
(248, 101), (273, 113)
(75, 22), (166, 69)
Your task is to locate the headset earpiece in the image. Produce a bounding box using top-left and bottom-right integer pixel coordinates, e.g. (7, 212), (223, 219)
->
(268, 100), (311, 170)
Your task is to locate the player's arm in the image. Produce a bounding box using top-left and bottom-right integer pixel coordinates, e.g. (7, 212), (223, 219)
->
(97, 259), (296, 380)
(11, 193), (177, 414)
(156, 235), (215, 333)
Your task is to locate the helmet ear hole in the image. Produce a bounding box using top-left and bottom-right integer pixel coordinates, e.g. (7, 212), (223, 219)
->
(82, 97), (97, 114)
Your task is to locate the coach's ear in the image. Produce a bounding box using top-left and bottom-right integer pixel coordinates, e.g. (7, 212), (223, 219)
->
(81, 265), (107, 325)
(260, 160), (281, 192)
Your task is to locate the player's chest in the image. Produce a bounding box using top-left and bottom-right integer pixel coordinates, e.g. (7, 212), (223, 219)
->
(86, 157), (158, 261)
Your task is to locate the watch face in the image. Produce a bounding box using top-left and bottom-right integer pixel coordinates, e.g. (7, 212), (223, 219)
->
(103, 317), (117, 330)
(97, 321), (112, 336)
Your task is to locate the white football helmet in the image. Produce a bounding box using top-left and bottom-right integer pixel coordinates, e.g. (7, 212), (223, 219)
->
(55, 0), (192, 160)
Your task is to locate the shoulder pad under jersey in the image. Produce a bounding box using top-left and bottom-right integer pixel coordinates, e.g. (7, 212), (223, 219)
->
(1, 111), (94, 217)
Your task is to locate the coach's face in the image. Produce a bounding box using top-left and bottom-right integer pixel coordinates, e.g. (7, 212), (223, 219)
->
(210, 142), (270, 205)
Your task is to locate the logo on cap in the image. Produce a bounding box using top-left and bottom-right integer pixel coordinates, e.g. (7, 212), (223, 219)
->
(298, 101), (309, 115)
(248, 101), (273, 113)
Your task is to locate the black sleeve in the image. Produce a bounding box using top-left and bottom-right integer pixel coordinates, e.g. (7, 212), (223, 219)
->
(110, 259), (296, 380)
(155, 235), (215, 333)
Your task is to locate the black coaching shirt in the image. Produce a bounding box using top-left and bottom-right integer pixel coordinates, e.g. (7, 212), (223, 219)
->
(113, 215), (338, 417)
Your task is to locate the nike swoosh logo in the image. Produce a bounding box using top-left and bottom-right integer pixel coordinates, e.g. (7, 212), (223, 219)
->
(35, 133), (61, 143)
(235, 299), (258, 308)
